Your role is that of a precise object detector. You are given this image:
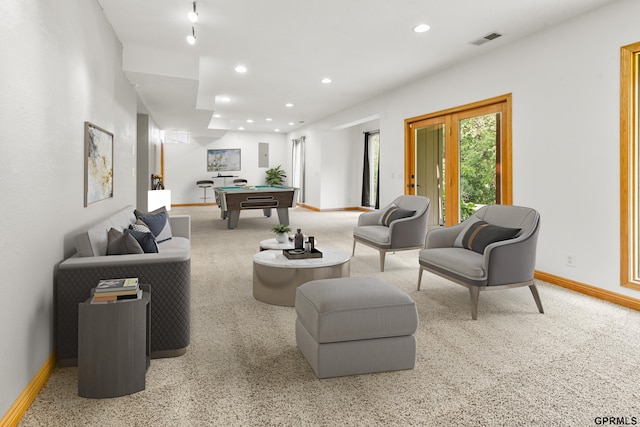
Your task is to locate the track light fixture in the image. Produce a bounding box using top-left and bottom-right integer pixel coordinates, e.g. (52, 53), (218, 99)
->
(188, 1), (199, 23)
(187, 26), (196, 45)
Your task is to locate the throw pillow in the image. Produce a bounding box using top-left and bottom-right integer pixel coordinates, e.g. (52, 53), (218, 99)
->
(131, 220), (152, 234)
(378, 204), (416, 227)
(124, 228), (159, 253)
(459, 220), (521, 254)
(106, 228), (144, 255)
(134, 207), (173, 243)
(453, 218), (481, 248)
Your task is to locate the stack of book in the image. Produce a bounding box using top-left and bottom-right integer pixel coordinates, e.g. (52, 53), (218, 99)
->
(91, 277), (141, 303)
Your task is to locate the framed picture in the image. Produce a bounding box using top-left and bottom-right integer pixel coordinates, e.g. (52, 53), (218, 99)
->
(84, 122), (114, 206)
(207, 148), (241, 172)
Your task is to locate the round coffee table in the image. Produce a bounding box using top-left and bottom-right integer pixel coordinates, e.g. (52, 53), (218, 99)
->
(252, 248), (350, 306)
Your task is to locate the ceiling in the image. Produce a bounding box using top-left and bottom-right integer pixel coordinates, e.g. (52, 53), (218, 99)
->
(97, 0), (617, 138)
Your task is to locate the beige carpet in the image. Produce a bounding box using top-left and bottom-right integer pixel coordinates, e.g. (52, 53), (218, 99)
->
(19, 206), (640, 426)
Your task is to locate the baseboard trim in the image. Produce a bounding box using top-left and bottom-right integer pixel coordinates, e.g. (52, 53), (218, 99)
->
(172, 203), (369, 212)
(172, 203), (217, 207)
(1, 352), (57, 427)
(535, 270), (640, 311)
(295, 203), (370, 212)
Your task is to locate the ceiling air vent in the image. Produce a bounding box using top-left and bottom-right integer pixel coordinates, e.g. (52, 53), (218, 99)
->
(470, 32), (502, 46)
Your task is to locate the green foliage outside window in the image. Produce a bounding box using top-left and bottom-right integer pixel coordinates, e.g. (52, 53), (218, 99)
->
(459, 114), (497, 220)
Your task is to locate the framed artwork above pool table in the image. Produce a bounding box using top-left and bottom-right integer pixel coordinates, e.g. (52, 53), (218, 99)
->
(207, 148), (241, 172)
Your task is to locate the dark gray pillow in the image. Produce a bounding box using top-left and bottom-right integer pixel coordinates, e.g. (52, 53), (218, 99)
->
(106, 228), (144, 255)
(459, 220), (521, 254)
(134, 207), (172, 243)
(378, 204), (416, 227)
(124, 228), (158, 253)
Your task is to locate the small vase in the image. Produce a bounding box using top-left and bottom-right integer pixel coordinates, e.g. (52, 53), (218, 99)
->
(275, 233), (287, 243)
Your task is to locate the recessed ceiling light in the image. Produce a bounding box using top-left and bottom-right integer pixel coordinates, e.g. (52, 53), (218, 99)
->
(288, 122), (294, 126)
(213, 114), (221, 118)
(246, 119), (253, 123)
(217, 96), (230, 102)
(285, 103), (294, 108)
(266, 118), (273, 122)
(235, 65), (247, 73)
(238, 126), (244, 130)
(321, 77), (332, 84)
(413, 23), (430, 33)
(274, 129), (280, 132)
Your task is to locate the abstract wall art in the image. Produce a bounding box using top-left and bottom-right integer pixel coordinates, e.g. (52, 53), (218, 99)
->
(84, 122), (114, 206)
(207, 148), (241, 172)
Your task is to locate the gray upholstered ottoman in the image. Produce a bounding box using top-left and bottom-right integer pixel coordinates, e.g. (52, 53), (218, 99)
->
(295, 277), (418, 379)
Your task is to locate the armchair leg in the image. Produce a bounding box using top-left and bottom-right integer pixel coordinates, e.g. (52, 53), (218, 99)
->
(352, 239), (356, 256)
(469, 286), (480, 320)
(379, 251), (386, 272)
(417, 267), (424, 290)
(529, 284), (544, 314)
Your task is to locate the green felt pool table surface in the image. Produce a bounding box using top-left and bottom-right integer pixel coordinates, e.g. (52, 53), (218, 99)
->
(217, 185), (292, 192)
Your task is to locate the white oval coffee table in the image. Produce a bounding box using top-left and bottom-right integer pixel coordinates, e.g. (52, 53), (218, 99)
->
(259, 237), (318, 251)
(253, 248), (350, 306)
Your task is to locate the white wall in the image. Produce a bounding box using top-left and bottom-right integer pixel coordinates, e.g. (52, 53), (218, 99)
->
(164, 131), (288, 205)
(0, 0), (137, 417)
(284, 0), (640, 300)
(284, 119), (378, 210)
(136, 114), (162, 210)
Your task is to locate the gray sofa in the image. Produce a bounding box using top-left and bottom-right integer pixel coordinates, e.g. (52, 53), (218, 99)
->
(56, 205), (191, 367)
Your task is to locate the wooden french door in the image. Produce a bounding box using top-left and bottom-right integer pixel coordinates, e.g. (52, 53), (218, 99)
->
(404, 94), (512, 226)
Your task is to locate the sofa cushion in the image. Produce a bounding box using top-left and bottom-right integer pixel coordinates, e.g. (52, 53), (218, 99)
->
(135, 207), (172, 243)
(378, 204), (415, 227)
(124, 228), (158, 253)
(458, 220), (521, 254)
(74, 205), (136, 257)
(157, 236), (190, 256)
(106, 228), (144, 255)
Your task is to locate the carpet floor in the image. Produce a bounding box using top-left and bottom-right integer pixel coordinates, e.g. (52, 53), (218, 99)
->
(19, 206), (640, 426)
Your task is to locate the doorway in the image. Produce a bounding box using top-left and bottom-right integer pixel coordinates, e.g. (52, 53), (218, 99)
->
(405, 94), (512, 226)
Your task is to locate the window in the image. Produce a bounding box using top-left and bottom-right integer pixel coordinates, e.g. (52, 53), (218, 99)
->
(620, 42), (640, 291)
(160, 130), (189, 144)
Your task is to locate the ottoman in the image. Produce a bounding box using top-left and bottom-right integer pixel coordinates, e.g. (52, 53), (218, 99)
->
(295, 277), (418, 379)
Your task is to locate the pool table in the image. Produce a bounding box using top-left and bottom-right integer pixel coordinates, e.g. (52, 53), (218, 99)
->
(214, 185), (299, 229)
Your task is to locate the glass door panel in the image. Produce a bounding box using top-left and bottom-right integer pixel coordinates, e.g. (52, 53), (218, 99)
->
(405, 95), (511, 227)
(458, 112), (501, 221)
(416, 123), (445, 226)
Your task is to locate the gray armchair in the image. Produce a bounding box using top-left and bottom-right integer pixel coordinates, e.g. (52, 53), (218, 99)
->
(417, 204), (543, 320)
(353, 195), (430, 271)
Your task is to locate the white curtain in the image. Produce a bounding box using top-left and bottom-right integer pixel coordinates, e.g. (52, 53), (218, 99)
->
(291, 136), (305, 203)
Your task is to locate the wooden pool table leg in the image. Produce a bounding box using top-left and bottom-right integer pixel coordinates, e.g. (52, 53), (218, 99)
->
(262, 208), (272, 218)
(227, 210), (240, 229)
(276, 208), (290, 226)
